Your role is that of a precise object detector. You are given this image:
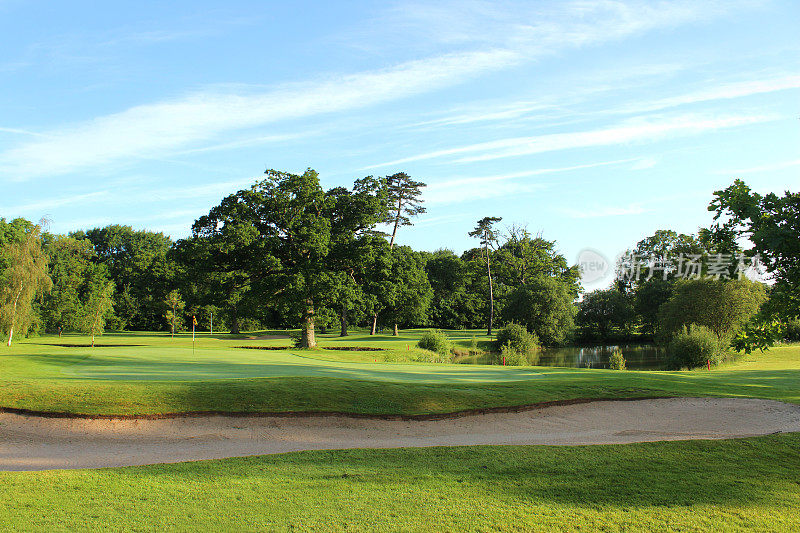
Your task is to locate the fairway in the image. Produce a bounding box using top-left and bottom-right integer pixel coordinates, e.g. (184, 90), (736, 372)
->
(2, 435), (800, 531)
(21, 337), (541, 383)
(7, 332), (543, 383)
(3, 332), (800, 417)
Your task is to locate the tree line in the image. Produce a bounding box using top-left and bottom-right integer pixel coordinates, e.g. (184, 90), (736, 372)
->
(0, 169), (580, 348)
(1, 171), (798, 357)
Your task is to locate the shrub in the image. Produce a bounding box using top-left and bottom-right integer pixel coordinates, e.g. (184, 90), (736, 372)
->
(469, 336), (479, 355)
(417, 329), (451, 355)
(450, 347), (470, 357)
(412, 349), (450, 363)
(494, 323), (540, 365)
(784, 319), (800, 342)
(608, 349), (626, 370)
(499, 341), (534, 366)
(290, 331), (303, 348)
(667, 324), (721, 369)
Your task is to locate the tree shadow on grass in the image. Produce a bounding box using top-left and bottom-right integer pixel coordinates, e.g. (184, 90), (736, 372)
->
(119, 434), (800, 509)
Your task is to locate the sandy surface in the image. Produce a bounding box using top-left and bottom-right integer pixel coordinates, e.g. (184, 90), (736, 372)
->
(2, 398), (799, 471)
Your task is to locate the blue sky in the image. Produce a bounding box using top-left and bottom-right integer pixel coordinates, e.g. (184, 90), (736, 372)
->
(1, 0), (798, 288)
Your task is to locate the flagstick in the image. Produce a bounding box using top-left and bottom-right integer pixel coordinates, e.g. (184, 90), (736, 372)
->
(192, 317), (196, 355)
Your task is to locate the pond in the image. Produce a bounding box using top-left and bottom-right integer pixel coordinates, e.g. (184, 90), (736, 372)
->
(538, 344), (667, 370)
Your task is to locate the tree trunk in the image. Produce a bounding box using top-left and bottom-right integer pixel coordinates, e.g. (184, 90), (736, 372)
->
(486, 245), (495, 336)
(299, 299), (317, 348)
(393, 323), (399, 336)
(389, 195), (402, 249)
(7, 285), (22, 347)
(370, 314), (377, 335)
(340, 305), (348, 337)
(230, 307), (240, 335)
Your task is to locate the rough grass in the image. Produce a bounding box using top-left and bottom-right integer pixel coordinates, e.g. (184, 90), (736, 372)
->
(1, 331), (799, 415)
(1, 434), (798, 531)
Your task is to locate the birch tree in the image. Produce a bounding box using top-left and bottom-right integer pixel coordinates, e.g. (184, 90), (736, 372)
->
(0, 221), (52, 347)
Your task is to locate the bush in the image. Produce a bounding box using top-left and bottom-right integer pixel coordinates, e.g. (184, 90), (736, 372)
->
(495, 323), (539, 365)
(609, 349), (626, 370)
(469, 336), (479, 355)
(784, 319), (800, 342)
(667, 324), (721, 369)
(499, 341), (535, 366)
(412, 349), (450, 363)
(417, 329), (451, 355)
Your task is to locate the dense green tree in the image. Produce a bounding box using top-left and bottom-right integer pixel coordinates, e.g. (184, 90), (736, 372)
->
(379, 172), (426, 334)
(616, 229), (712, 337)
(425, 249), (482, 329)
(383, 172), (426, 249)
(616, 229), (708, 292)
(495, 227), (579, 290)
(38, 235), (97, 333)
(576, 288), (635, 342)
(192, 169), (332, 347)
(0, 219), (52, 346)
(78, 265), (115, 347)
(163, 289), (186, 338)
(501, 277), (575, 346)
(190, 169), (386, 347)
(633, 278), (674, 336)
(656, 278), (767, 345)
(73, 225), (175, 330)
(708, 179), (800, 319)
(469, 217), (502, 335)
(323, 177), (389, 336)
(176, 213), (257, 334)
(376, 246), (433, 335)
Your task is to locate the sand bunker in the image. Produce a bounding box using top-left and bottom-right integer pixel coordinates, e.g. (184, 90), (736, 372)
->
(2, 397), (798, 471)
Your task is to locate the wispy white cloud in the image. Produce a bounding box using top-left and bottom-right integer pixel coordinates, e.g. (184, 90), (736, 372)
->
(715, 158), (800, 175)
(0, 126), (46, 137)
(404, 70), (799, 133)
(0, 191), (108, 216)
(368, 113), (772, 167)
(424, 158), (640, 205)
(560, 204), (650, 219)
(615, 73), (800, 115)
(0, 49), (517, 180)
(412, 213), (473, 228)
(0, 0), (749, 180)
(174, 132), (314, 155)
(630, 157), (659, 170)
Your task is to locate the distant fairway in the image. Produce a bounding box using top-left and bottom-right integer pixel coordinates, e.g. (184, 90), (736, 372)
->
(2, 331), (800, 416)
(7, 332), (540, 383)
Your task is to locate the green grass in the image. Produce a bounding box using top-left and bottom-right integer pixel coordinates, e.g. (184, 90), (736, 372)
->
(3, 331), (799, 531)
(2, 331), (800, 415)
(2, 434), (799, 531)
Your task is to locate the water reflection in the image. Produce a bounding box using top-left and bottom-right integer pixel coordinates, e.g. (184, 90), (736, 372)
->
(538, 344), (666, 370)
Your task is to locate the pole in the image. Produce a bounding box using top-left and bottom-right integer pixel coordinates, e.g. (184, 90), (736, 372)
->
(193, 315), (196, 355)
(210, 313), (213, 335)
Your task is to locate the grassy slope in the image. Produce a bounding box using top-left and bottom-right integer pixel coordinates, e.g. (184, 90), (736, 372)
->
(1, 332), (799, 415)
(2, 434), (798, 531)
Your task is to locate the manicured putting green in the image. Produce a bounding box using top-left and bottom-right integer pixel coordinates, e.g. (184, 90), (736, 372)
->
(5, 334), (540, 383)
